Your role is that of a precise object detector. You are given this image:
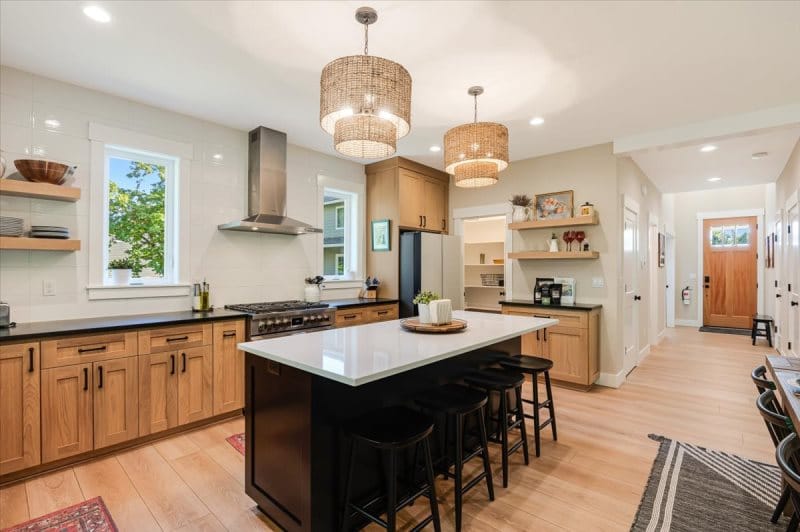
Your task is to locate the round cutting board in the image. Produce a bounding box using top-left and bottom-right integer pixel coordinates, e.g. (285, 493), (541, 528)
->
(400, 318), (467, 334)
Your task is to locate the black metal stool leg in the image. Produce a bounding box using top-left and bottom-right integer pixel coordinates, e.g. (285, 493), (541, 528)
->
(752, 321), (757, 345)
(385, 449), (397, 532)
(340, 438), (358, 532)
(788, 512), (798, 532)
(767, 322), (774, 347)
(454, 413), (464, 531)
(476, 405), (495, 501)
(499, 391), (509, 488)
(422, 437), (442, 532)
(773, 485), (791, 523)
(544, 370), (557, 441)
(515, 384), (529, 465)
(532, 373), (541, 457)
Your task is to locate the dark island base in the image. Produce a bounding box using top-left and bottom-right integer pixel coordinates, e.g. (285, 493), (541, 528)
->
(245, 337), (521, 532)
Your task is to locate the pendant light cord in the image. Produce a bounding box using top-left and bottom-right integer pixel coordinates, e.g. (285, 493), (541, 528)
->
(473, 93), (478, 123)
(364, 22), (369, 55)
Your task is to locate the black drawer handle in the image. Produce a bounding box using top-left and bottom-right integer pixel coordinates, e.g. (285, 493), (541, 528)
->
(166, 335), (189, 342)
(344, 314), (357, 320)
(536, 330), (540, 341)
(442, 219), (446, 230)
(222, 331), (237, 337)
(376, 310), (389, 315)
(419, 215), (423, 227)
(423, 215), (427, 228)
(28, 347), (34, 372)
(543, 328), (548, 342)
(83, 367), (88, 391)
(181, 352), (187, 373)
(792, 301), (799, 307)
(78, 345), (107, 354)
(170, 354), (176, 375)
(98, 365), (103, 389)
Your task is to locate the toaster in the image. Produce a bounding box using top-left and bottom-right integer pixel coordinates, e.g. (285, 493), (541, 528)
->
(0, 301), (10, 328)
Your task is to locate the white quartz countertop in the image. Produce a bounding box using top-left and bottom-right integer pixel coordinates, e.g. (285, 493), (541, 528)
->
(238, 310), (558, 386)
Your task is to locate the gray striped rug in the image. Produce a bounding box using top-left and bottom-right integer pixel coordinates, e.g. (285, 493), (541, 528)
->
(631, 434), (790, 531)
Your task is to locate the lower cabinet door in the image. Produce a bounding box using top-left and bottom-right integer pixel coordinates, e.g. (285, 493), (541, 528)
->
(94, 356), (138, 449)
(543, 326), (588, 385)
(0, 343), (41, 474)
(178, 345), (213, 425)
(139, 352), (178, 436)
(212, 321), (245, 415)
(42, 363), (93, 463)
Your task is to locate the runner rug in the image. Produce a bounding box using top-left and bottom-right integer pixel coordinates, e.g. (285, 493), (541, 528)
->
(2, 496), (117, 532)
(226, 432), (245, 455)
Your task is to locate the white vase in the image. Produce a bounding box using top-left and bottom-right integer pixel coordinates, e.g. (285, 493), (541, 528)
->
(548, 238), (559, 253)
(417, 303), (432, 324)
(110, 269), (132, 285)
(304, 284), (321, 303)
(512, 205), (531, 223)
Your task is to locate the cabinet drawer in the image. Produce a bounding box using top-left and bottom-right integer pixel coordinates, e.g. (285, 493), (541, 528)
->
(41, 332), (138, 369)
(368, 304), (398, 322)
(502, 307), (587, 329)
(335, 309), (366, 327)
(138, 323), (212, 354)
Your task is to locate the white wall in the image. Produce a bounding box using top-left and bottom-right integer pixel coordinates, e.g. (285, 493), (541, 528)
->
(0, 66), (365, 322)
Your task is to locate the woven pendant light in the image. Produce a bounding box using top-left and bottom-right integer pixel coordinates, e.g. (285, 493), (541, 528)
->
(444, 86), (508, 188)
(320, 7), (411, 159)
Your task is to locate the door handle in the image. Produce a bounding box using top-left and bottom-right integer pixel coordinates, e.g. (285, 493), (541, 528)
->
(419, 215), (423, 227)
(28, 347), (34, 372)
(98, 365), (103, 389)
(83, 367), (88, 391)
(792, 301), (799, 307)
(543, 328), (547, 342)
(536, 330), (540, 341)
(634, 295), (642, 301)
(777, 294), (782, 298)
(170, 354), (176, 375)
(423, 215), (427, 228)
(181, 352), (187, 373)
(442, 219), (446, 230)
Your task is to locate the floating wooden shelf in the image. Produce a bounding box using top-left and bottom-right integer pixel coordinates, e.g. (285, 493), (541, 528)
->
(0, 179), (81, 202)
(0, 237), (81, 251)
(508, 251), (599, 260)
(509, 213), (598, 230)
(464, 263), (504, 267)
(464, 285), (504, 289)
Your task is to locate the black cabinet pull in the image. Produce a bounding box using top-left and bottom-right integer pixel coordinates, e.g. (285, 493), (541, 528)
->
(83, 367), (88, 391)
(634, 295), (642, 301)
(536, 330), (540, 341)
(442, 219), (446, 230)
(377, 310), (389, 315)
(28, 347), (34, 372)
(166, 335), (189, 343)
(170, 354), (176, 375)
(543, 328), (548, 342)
(181, 352), (187, 373)
(419, 215), (423, 227)
(792, 301), (799, 307)
(98, 366), (104, 389)
(423, 215), (427, 227)
(222, 331), (237, 337)
(78, 345), (107, 354)
(344, 314), (357, 320)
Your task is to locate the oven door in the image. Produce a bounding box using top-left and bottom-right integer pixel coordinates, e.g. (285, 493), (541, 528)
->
(250, 325), (334, 341)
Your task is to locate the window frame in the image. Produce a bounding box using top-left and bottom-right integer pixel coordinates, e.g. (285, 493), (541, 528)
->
(335, 205), (345, 230)
(317, 174), (365, 284)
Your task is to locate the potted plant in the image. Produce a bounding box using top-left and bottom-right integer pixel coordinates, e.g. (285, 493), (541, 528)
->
(108, 257), (135, 285)
(304, 276), (324, 303)
(510, 194), (533, 223)
(413, 290), (440, 324)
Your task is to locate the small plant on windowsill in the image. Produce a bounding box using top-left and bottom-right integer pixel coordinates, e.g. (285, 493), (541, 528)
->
(413, 291), (440, 324)
(108, 257), (136, 285)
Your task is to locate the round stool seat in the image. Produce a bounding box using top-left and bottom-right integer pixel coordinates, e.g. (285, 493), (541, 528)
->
(346, 405), (433, 449)
(499, 355), (554, 373)
(416, 384), (488, 415)
(464, 368), (525, 390)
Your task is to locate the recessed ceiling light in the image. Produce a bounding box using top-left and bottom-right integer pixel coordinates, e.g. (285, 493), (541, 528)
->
(707, 177), (722, 182)
(83, 5), (111, 23)
(751, 151), (769, 159)
(700, 145), (717, 153)
(429, 146), (441, 152)
(529, 117), (545, 126)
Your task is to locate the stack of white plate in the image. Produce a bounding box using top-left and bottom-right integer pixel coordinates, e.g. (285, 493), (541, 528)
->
(0, 217), (24, 237)
(30, 225), (69, 239)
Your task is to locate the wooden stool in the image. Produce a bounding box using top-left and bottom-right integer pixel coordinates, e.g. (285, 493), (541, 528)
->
(752, 315), (774, 347)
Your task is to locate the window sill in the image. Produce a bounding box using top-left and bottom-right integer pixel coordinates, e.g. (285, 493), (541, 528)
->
(87, 283), (192, 300)
(320, 279), (364, 290)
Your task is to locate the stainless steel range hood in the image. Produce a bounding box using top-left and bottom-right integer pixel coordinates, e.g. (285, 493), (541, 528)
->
(218, 127), (322, 235)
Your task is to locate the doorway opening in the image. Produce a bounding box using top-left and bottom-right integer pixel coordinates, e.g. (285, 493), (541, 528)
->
(462, 216), (506, 312)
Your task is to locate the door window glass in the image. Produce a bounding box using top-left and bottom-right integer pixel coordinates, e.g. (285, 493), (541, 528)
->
(735, 225), (750, 246)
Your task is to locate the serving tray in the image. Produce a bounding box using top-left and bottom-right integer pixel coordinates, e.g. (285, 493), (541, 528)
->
(400, 318), (467, 334)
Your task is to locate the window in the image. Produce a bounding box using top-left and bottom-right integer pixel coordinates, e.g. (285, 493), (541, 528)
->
(335, 205), (345, 229)
(105, 147), (178, 284)
(709, 225), (751, 248)
(319, 175), (364, 281)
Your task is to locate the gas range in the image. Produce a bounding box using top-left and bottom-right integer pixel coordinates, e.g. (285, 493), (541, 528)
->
(225, 300), (335, 339)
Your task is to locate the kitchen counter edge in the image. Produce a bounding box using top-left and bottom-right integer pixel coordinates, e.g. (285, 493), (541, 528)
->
(325, 298), (399, 309)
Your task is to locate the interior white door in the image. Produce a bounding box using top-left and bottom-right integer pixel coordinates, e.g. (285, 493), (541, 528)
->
(441, 234), (464, 309)
(787, 197), (799, 357)
(665, 234), (676, 328)
(420, 232), (443, 296)
(623, 201), (640, 375)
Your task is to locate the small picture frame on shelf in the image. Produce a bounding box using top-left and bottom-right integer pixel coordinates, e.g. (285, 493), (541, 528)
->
(371, 219), (391, 251)
(554, 277), (575, 305)
(535, 190), (574, 220)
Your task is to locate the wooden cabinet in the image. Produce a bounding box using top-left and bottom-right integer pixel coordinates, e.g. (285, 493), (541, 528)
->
(138, 352), (179, 436)
(397, 168), (448, 231)
(138, 323), (212, 354)
(93, 356), (138, 449)
(213, 320), (245, 415)
(178, 346), (213, 425)
(335, 308), (367, 327)
(41, 363), (93, 462)
(424, 178), (447, 232)
(0, 342), (40, 475)
(335, 303), (400, 328)
(502, 306), (600, 389)
(41, 331), (137, 369)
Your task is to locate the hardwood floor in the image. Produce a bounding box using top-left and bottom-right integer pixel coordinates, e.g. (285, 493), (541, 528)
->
(0, 327), (776, 531)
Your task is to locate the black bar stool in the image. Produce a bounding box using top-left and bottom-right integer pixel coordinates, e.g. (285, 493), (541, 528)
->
(752, 314), (774, 347)
(752, 365), (784, 414)
(757, 390), (796, 525)
(775, 433), (800, 531)
(499, 355), (558, 457)
(415, 384), (494, 531)
(463, 369), (529, 488)
(340, 405), (441, 532)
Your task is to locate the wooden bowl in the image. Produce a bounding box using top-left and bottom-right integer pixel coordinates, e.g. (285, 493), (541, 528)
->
(13, 159), (73, 184)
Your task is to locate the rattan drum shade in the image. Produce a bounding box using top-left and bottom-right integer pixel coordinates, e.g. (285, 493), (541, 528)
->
(444, 122), (509, 188)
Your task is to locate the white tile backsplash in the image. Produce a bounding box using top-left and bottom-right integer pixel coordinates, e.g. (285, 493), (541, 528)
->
(0, 65), (365, 323)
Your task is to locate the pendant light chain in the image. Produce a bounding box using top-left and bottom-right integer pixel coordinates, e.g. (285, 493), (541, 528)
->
(364, 22), (369, 55)
(473, 93), (478, 124)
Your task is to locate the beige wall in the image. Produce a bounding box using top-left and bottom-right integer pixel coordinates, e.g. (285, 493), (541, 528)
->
(670, 184), (767, 323)
(777, 140), (800, 209)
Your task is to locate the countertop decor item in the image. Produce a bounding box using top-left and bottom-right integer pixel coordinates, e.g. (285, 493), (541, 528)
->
(413, 290), (439, 324)
(548, 233), (559, 252)
(304, 275), (324, 303)
(14, 159), (77, 185)
(535, 190), (574, 220)
(360, 276), (380, 299)
(579, 201), (594, 216)
(510, 194), (533, 222)
(401, 317), (467, 333)
(445, 86), (509, 188)
(428, 299), (453, 325)
(108, 257), (135, 285)
(320, 6), (411, 159)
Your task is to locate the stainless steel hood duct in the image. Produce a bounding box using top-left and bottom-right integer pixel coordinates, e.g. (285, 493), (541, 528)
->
(218, 127), (322, 235)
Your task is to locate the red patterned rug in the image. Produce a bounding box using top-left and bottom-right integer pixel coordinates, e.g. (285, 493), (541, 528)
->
(226, 432), (245, 455)
(3, 496), (117, 532)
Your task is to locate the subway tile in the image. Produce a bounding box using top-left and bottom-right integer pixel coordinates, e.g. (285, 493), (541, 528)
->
(0, 66), (33, 98)
(31, 129), (90, 164)
(0, 93), (33, 127)
(32, 75), (130, 122)
(0, 122), (32, 155)
(32, 101), (90, 138)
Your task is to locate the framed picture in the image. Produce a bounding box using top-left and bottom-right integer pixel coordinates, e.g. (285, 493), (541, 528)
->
(534, 190), (574, 220)
(554, 277), (575, 305)
(371, 219), (391, 251)
(658, 233), (666, 268)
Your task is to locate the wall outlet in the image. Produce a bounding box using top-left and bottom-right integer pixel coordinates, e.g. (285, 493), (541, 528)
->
(42, 280), (56, 296)
(591, 277), (605, 288)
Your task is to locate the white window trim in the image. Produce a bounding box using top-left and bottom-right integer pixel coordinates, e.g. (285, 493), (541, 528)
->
(317, 174), (365, 282)
(87, 123), (192, 300)
(335, 205), (345, 230)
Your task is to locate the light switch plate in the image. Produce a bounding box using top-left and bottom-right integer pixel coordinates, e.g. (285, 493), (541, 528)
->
(42, 280), (55, 296)
(592, 277), (605, 288)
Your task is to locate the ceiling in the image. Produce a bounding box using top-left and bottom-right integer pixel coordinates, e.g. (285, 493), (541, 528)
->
(630, 127), (800, 194)
(1, 1), (799, 170)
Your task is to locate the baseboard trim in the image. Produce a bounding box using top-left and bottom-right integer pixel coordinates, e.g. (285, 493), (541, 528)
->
(639, 344), (651, 361)
(596, 369), (626, 389)
(674, 319), (701, 327)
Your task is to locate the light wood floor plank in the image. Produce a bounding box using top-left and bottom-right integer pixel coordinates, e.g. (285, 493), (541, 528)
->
(0, 482), (29, 528)
(24, 469), (84, 519)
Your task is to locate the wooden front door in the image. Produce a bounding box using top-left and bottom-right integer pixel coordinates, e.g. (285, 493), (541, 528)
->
(703, 216), (757, 328)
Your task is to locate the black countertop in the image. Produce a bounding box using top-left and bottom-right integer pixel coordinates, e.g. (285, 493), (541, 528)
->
(499, 300), (602, 311)
(0, 309), (249, 342)
(324, 298), (399, 309)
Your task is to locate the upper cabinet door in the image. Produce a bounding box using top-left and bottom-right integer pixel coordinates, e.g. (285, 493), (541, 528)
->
(212, 321), (245, 415)
(398, 169), (424, 228)
(41, 363), (93, 463)
(178, 345), (213, 425)
(424, 178), (446, 233)
(94, 356), (139, 449)
(0, 342), (41, 475)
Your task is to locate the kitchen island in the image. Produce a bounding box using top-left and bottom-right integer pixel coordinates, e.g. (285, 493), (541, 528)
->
(238, 310), (557, 531)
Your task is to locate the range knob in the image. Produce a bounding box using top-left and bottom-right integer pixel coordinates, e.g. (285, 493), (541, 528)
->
(257, 322), (266, 331)
(309, 314), (319, 321)
(282, 318), (290, 325)
(266, 319), (275, 326)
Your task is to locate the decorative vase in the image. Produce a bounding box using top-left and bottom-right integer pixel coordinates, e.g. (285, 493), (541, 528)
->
(548, 238), (559, 253)
(304, 284), (321, 303)
(417, 303), (432, 324)
(110, 269), (132, 285)
(512, 205), (531, 223)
